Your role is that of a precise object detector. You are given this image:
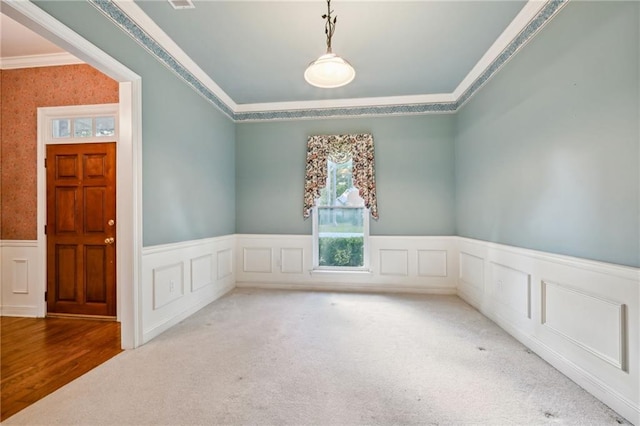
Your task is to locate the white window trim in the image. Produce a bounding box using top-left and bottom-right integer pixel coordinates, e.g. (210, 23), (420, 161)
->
(312, 205), (370, 272)
(44, 103), (119, 145)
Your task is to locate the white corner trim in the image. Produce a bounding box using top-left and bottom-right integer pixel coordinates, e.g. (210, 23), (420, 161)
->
(234, 93), (456, 113)
(0, 52), (84, 70)
(452, 0), (548, 100)
(113, 0), (238, 111)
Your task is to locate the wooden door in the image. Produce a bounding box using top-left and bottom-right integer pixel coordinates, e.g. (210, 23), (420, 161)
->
(47, 143), (116, 317)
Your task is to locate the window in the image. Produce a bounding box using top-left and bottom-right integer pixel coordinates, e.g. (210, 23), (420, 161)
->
(52, 118), (71, 138)
(303, 133), (378, 272)
(313, 159), (369, 269)
(52, 116), (116, 140)
(95, 116), (116, 136)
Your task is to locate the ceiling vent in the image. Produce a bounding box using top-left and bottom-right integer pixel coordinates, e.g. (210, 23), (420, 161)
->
(168, 0), (194, 10)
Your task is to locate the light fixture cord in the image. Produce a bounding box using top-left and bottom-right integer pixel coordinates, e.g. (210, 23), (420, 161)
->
(322, 0), (337, 53)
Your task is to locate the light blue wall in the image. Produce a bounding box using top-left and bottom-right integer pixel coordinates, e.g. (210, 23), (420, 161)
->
(236, 115), (456, 235)
(34, 1), (236, 246)
(455, 1), (639, 267)
(35, 1), (639, 266)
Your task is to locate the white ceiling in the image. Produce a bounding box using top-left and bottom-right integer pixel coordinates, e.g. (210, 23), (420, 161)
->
(0, 13), (65, 58)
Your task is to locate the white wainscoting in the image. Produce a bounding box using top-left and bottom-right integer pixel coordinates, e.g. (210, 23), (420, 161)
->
(235, 235), (458, 294)
(0, 240), (41, 317)
(2, 233), (638, 423)
(141, 235), (235, 343)
(456, 237), (639, 425)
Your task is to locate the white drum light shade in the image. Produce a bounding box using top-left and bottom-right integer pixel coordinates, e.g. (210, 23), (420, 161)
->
(304, 52), (356, 89)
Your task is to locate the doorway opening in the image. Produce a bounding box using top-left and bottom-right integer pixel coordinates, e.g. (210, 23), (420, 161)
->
(3, 1), (143, 348)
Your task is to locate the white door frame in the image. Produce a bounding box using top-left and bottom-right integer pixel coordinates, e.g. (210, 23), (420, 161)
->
(38, 103), (120, 318)
(3, 0), (143, 349)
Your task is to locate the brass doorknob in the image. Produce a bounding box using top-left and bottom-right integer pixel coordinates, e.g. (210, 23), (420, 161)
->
(108, 219), (115, 226)
(104, 237), (115, 244)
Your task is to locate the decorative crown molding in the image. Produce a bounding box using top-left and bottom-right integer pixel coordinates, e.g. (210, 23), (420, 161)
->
(455, 0), (569, 108)
(89, 0), (235, 118)
(88, 0), (569, 122)
(0, 52), (83, 70)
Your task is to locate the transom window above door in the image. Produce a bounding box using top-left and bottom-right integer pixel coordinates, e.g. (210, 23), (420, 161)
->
(43, 104), (118, 144)
(52, 116), (116, 139)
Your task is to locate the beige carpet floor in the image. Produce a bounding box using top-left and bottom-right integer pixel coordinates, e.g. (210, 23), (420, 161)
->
(4, 289), (630, 425)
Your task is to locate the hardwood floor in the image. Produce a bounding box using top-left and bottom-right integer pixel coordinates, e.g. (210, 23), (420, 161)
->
(0, 316), (122, 421)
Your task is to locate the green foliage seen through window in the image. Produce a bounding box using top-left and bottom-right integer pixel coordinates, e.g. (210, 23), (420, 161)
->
(318, 237), (364, 267)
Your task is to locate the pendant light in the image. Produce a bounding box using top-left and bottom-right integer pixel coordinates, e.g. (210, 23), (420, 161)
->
(304, 0), (355, 89)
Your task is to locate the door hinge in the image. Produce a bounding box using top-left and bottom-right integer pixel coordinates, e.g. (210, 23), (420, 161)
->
(44, 225), (47, 235)
(44, 291), (48, 301)
(44, 158), (47, 168)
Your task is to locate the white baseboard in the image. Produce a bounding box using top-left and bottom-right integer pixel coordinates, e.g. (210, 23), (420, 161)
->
(0, 304), (40, 317)
(236, 280), (457, 295)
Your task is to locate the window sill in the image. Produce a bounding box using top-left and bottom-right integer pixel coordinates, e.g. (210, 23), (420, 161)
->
(310, 268), (372, 275)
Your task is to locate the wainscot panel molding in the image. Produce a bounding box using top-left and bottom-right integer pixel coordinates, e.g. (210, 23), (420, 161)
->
(235, 235), (458, 294)
(456, 237), (639, 425)
(0, 240), (41, 317)
(141, 235), (235, 343)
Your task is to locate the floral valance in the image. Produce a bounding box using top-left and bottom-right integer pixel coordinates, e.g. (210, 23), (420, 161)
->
(303, 133), (378, 219)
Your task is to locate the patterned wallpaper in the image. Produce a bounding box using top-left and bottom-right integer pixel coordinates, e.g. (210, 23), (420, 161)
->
(0, 64), (119, 240)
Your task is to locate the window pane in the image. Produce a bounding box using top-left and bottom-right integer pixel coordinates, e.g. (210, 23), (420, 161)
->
(318, 160), (357, 207)
(318, 207), (364, 267)
(52, 119), (70, 138)
(95, 116), (116, 136)
(74, 117), (93, 138)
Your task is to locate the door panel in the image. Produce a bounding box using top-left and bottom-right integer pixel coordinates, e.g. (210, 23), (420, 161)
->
(47, 142), (116, 317)
(84, 187), (106, 232)
(85, 245), (107, 303)
(56, 245), (78, 301)
(55, 188), (78, 233)
(84, 154), (107, 178)
(55, 155), (78, 179)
